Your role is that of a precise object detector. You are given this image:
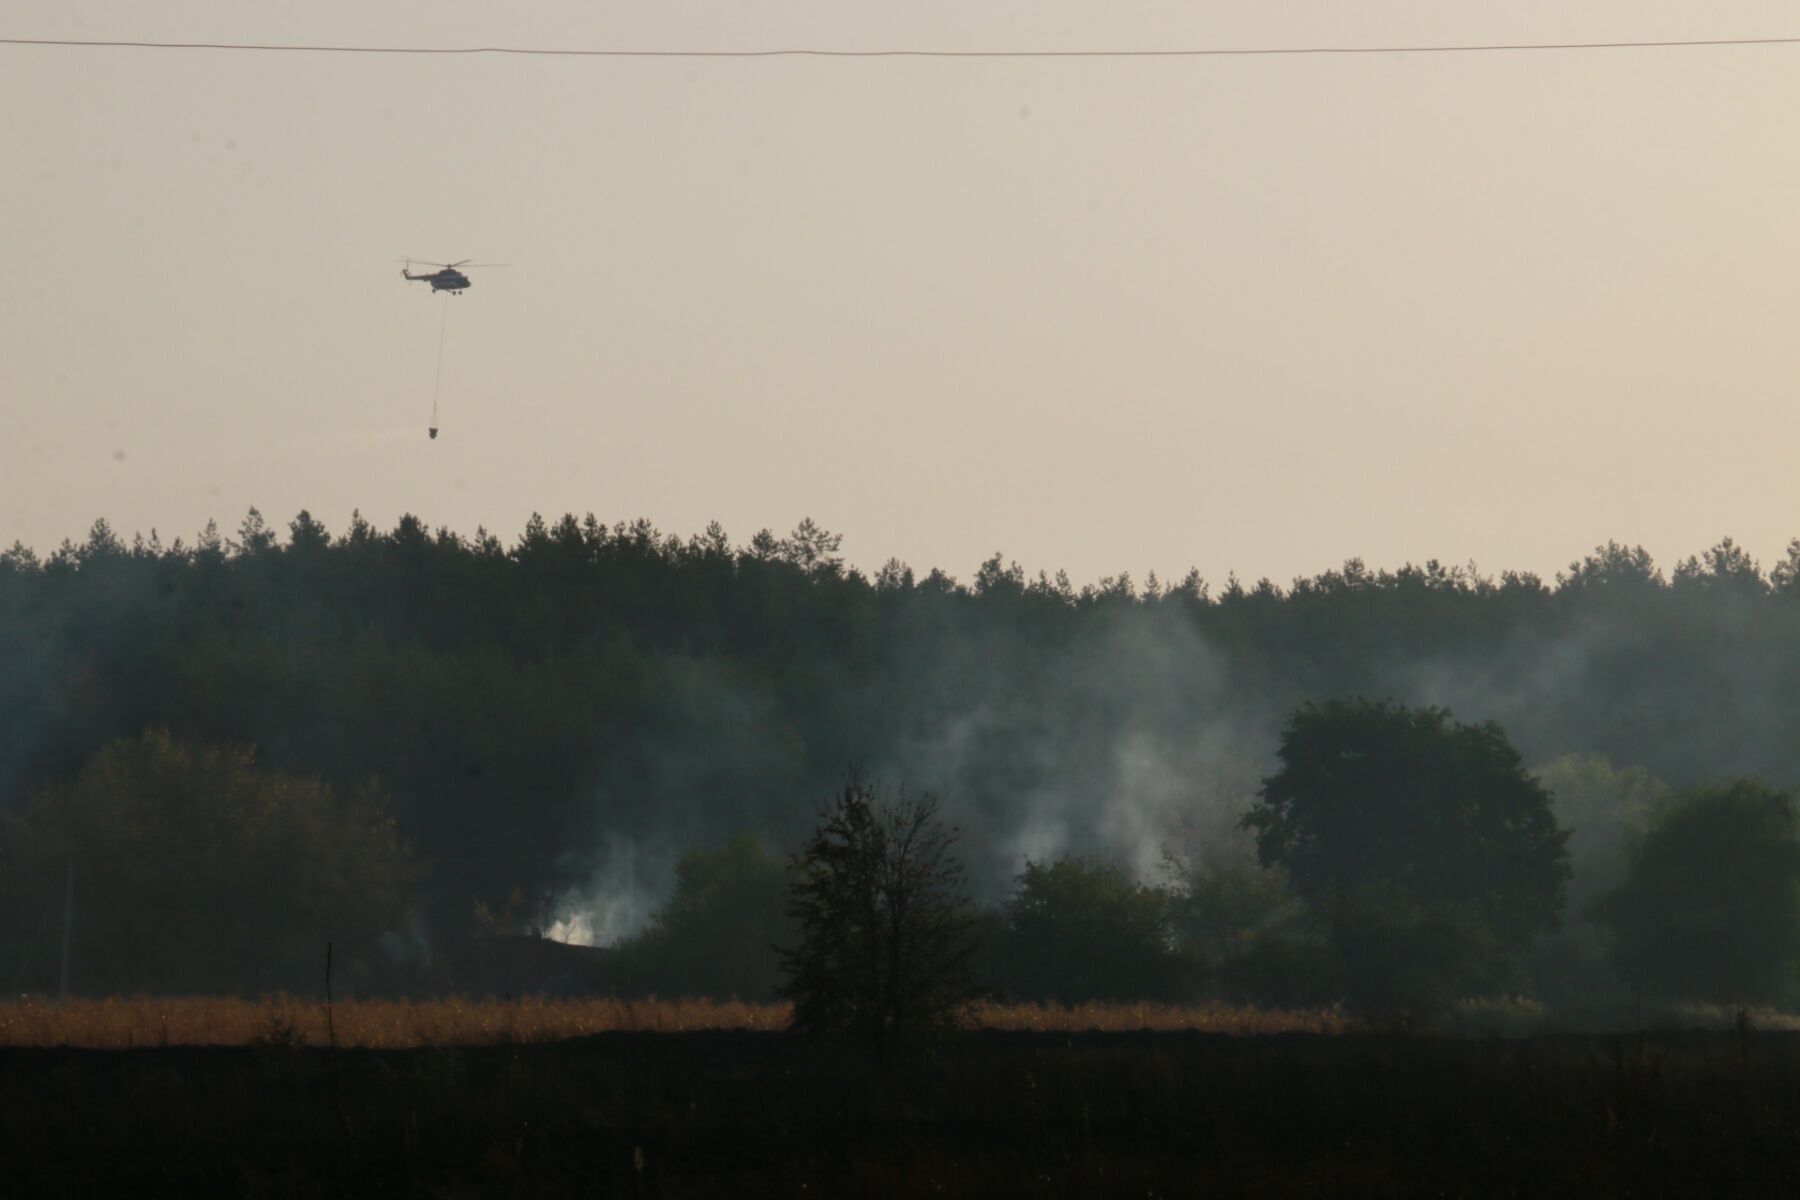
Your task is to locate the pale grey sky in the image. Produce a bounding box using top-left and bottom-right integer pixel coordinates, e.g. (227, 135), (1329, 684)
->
(5, 2), (1800, 586)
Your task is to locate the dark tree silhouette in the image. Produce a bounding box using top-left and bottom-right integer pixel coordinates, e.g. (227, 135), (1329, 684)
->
(0, 729), (415, 995)
(611, 833), (792, 1000)
(997, 857), (1180, 1003)
(778, 775), (982, 1063)
(10, 510), (1800, 999)
(1166, 848), (1325, 1005)
(1595, 779), (1800, 1007)
(1245, 700), (1569, 1015)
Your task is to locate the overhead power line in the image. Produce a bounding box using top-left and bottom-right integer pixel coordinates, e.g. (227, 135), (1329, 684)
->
(4, 34), (1800, 58)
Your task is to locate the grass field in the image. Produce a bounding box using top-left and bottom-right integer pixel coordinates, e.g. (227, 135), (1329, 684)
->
(0, 995), (1349, 1048)
(6, 1026), (1800, 1196)
(10, 993), (1794, 1050)
(15, 995), (1800, 1194)
(0, 993), (1353, 1050)
(7, 994), (1800, 1195)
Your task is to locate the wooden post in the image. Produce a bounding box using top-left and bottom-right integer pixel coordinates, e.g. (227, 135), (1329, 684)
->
(56, 857), (73, 1003)
(325, 941), (336, 1048)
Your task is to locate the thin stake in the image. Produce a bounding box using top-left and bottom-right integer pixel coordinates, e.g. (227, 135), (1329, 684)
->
(325, 941), (336, 1048)
(56, 857), (73, 1003)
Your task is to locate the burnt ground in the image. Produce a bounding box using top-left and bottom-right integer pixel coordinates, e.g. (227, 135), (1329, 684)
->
(5, 1028), (1800, 1197)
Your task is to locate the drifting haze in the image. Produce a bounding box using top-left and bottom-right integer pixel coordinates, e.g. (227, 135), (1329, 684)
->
(9, 511), (1797, 961)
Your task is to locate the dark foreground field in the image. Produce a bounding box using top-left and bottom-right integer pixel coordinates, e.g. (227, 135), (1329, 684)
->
(6, 1029), (1800, 1198)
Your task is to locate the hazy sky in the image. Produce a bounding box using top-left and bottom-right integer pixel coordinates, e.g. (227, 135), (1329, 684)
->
(6, 2), (1800, 587)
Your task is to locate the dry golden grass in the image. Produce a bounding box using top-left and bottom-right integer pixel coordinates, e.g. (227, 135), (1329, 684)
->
(1673, 1003), (1800, 1033)
(0, 995), (788, 1049)
(966, 999), (1350, 1035)
(0, 995), (1346, 1048)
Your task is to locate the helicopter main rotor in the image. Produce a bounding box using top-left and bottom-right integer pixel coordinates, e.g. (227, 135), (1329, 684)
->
(399, 257), (509, 270)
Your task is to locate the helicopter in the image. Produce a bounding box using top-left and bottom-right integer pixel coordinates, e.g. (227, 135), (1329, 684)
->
(399, 258), (506, 294)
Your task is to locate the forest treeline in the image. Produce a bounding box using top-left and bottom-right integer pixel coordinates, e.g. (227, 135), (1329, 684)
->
(6, 510), (1800, 1002)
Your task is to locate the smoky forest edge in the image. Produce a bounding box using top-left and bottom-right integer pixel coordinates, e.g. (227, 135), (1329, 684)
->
(10, 510), (1800, 1196)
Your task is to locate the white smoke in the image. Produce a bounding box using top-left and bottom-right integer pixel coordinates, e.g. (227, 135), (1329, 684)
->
(543, 835), (674, 948)
(883, 600), (1276, 892)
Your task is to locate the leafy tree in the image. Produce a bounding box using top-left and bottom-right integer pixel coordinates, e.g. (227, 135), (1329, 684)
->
(1527, 755), (1667, 1005)
(1323, 881), (1510, 1020)
(1594, 779), (1800, 1006)
(1244, 700), (1569, 1014)
(1166, 844), (1326, 1005)
(612, 833), (792, 999)
(997, 857), (1181, 1003)
(778, 775), (982, 1063)
(1537, 756), (1666, 897)
(0, 729), (416, 995)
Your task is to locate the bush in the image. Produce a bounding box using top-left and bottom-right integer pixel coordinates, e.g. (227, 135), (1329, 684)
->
(611, 833), (792, 999)
(996, 857), (1183, 1003)
(0, 729), (416, 995)
(1594, 778), (1800, 1007)
(1167, 850), (1330, 1006)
